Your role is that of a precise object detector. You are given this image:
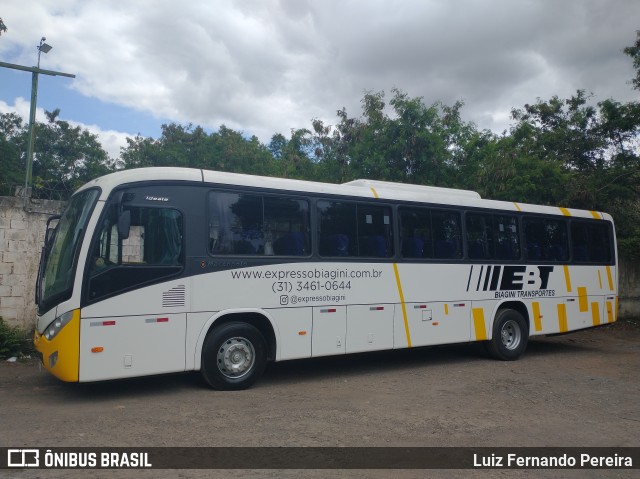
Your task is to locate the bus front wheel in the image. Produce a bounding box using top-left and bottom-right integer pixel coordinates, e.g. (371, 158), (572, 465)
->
(201, 322), (267, 390)
(486, 309), (528, 361)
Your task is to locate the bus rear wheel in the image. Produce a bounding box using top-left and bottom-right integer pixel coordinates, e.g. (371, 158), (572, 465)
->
(486, 309), (528, 361)
(201, 322), (267, 390)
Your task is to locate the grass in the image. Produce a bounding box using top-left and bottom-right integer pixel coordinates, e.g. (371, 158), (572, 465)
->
(0, 317), (35, 360)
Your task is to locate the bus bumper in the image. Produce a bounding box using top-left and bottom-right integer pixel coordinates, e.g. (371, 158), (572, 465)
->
(33, 310), (80, 382)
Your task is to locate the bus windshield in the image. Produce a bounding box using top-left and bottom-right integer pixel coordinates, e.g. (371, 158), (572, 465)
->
(38, 188), (100, 312)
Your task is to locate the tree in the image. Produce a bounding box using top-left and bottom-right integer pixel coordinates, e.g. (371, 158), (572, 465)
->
(0, 113), (26, 194)
(0, 17), (7, 36)
(120, 123), (276, 176)
(31, 109), (115, 198)
(623, 30), (640, 91)
(309, 89), (483, 187)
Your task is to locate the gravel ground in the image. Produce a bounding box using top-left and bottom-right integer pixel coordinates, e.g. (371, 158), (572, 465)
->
(1, 319), (639, 479)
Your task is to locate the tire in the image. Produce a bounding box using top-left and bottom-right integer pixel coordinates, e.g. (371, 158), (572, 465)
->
(201, 322), (267, 390)
(486, 309), (528, 361)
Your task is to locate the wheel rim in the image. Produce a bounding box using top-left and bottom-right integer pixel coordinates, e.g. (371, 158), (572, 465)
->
(217, 337), (255, 379)
(500, 319), (522, 350)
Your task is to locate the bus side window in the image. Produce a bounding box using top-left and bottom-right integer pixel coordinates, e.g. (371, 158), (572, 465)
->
(209, 191), (310, 256)
(466, 213), (491, 259)
(432, 210), (462, 259)
(265, 196), (310, 256)
(357, 204), (393, 258)
(88, 204), (184, 302)
(524, 216), (568, 262)
(209, 192), (263, 255)
(399, 207), (431, 259)
(318, 201), (357, 257)
(494, 214), (520, 260)
(571, 221), (611, 263)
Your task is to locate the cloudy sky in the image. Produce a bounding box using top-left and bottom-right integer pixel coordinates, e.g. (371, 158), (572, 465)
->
(1, 0), (638, 159)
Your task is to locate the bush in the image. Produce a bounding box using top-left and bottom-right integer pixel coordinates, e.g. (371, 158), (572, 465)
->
(0, 317), (34, 359)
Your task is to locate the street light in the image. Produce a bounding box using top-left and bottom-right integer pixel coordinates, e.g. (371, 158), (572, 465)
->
(38, 38), (53, 58)
(23, 38), (53, 206)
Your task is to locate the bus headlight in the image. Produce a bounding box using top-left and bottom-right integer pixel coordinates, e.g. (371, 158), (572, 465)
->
(44, 311), (74, 341)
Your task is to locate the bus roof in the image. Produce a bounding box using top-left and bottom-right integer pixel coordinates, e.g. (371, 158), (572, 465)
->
(77, 167), (611, 221)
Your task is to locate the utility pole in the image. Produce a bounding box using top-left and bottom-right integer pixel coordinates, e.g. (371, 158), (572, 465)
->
(0, 37), (75, 210)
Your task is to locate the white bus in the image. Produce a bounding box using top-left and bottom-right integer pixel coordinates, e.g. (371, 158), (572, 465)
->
(34, 168), (618, 389)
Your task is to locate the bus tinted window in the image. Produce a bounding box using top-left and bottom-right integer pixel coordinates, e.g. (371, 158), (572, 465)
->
(209, 191), (310, 256)
(523, 217), (569, 262)
(318, 201), (357, 257)
(466, 214), (492, 260)
(88, 205), (184, 302)
(399, 208), (462, 259)
(432, 210), (462, 259)
(357, 204), (393, 257)
(571, 221), (611, 263)
(399, 207), (431, 258)
(466, 213), (520, 261)
(318, 201), (393, 257)
(266, 196), (310, 256)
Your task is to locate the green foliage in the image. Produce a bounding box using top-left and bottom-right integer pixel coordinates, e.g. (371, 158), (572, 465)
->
(0, 113), (25, 194)
(623, 30), (640, 91)
(0, 318), (34, 360)
(121, 123), (277, 176)
(0, 109), (118, 199)
(31, 109), (116, 198)
(308, 89), (479, 188)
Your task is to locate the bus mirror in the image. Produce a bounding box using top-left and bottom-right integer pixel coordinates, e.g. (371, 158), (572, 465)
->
(118, 210), (131, 239)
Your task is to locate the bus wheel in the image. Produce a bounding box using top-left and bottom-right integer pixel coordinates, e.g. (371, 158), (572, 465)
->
(486, 309), (528, 361)
(201, 322), (267, 390)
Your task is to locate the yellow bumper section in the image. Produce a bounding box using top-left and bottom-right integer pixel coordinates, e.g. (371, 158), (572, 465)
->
(34, 309), (80, 382)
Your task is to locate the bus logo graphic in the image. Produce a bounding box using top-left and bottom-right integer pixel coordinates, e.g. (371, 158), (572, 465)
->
(467, 265), (554, 292)
(7, 449), (39, 467)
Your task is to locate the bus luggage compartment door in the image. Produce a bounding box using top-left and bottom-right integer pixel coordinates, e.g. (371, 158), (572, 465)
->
(79, 313), (186, 381)
(311, 306), (346, 357)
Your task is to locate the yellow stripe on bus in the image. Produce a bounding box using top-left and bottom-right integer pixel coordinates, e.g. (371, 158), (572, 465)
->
(590, 210), (601, 219)
(559, 207), (571, 216)
(370, 187), (379, 199)
(472, 308), (487, 341)
(597, 270), (603, 289)
(591, 302), (601, 326)
(513, 202), (521, 212)
(578, 287), (588, 313)
(532, 302), (542, 332)
(606, 301), (613, 323)
(563, 265), (572, 293)
(392, 263), (411, 348)
(557, 304), (568, 333)
(606, 266), (614, 291)
(444, 304), (449, 315)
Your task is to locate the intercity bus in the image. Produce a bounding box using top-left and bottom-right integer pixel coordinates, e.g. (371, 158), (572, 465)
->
(34, 168), (618, 389)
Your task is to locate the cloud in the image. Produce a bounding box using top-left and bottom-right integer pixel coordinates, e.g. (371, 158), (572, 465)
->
(1, 0), (638, 144)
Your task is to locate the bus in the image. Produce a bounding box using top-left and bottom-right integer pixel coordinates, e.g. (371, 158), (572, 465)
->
(33, 167), (618, 390)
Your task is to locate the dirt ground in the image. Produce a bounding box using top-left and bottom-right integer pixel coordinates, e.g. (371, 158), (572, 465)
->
(1, 319), (639, 479)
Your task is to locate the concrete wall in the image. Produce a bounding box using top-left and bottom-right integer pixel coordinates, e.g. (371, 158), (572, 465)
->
(0, 196), (66, 329)
(619, 255), (640, 320)
(1, 194), (639, 330)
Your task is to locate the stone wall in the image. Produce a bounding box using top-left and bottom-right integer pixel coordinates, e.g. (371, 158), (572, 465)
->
(1, 194), (639, 331)
(0, 196), (66, 329)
